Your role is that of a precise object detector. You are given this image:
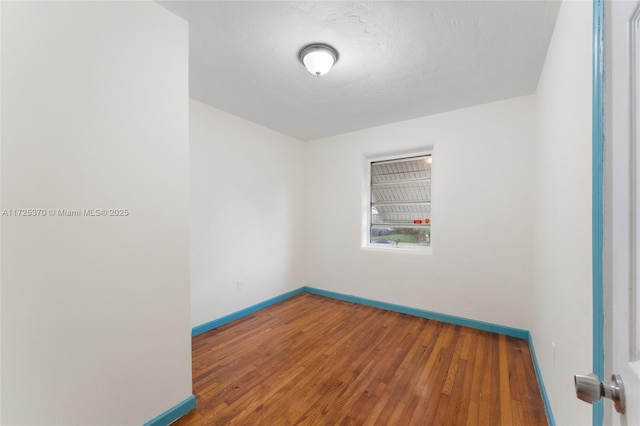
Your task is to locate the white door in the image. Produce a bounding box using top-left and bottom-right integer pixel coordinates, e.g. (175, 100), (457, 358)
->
(603, 1), (640, 424)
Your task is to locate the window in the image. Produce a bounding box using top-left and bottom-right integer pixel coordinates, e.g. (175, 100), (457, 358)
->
(367, 153), (432, 249)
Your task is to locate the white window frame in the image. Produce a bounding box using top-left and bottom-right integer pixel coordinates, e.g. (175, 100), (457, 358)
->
(362, 149), (433, 253)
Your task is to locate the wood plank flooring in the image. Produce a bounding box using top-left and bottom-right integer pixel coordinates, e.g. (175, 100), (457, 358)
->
(175, 293), (547, 425)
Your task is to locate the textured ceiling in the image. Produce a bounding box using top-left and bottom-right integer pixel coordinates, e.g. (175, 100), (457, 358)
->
(159, 1), (560, 141)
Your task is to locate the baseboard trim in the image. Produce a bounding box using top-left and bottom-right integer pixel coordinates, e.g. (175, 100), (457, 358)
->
(191, 288), (305, 337)
(527, 332), (556, 426)
(143, 394), (195, 426)
(303, 286), (529, 339)
(190, 286), (554, 423)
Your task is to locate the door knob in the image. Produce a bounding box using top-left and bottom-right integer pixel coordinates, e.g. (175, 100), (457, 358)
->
(574, 373), (626, 414)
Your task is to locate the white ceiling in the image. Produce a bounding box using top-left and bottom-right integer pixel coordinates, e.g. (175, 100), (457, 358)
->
(159, 1), (560, 141)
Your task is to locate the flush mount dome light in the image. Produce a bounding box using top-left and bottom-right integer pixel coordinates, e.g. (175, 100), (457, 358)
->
(299, 44), (339, 77)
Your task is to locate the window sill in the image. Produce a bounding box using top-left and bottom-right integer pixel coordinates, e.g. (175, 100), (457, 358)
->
(361, 245), (433, 255)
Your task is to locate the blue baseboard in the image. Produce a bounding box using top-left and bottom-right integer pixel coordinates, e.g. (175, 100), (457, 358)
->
(527, 332), (556, 426)
(302, 286), (529, 339)
(192, 288), (305, 337)
(190, 286), (554, 424)
(143, 394), (195, 426)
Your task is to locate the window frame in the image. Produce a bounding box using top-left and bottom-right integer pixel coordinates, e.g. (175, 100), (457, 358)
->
(362, 149), (433, 253)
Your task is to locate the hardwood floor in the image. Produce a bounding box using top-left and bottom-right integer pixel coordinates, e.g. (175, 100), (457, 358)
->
(175, 293), (547, 425)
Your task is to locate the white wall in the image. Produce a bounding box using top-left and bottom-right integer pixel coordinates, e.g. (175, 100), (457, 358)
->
(1, 3), (191, 425)
(532, 1), (593, 425)
(190, 100), (306, 327)
(304, 95), (536, 330)
(0, 2), (3, 422)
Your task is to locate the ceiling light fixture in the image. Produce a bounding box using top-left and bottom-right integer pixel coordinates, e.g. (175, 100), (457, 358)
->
(299, 44), (339, 77)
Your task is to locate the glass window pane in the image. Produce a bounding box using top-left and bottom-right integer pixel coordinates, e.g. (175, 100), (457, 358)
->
(370, 226), (431, 246)
(369, 154), (431, 248)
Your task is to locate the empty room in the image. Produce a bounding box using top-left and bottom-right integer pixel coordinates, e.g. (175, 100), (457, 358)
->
(2, 0), (632, 425)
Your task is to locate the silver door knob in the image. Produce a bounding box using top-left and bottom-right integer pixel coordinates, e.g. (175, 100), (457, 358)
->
(574, 373), (626, 414)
